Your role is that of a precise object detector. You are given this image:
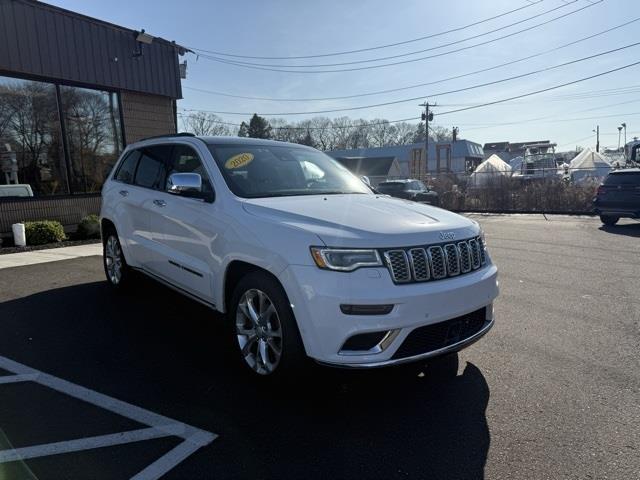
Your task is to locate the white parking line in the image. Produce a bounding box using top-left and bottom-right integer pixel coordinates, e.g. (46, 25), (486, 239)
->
(0, 355), (217, 479)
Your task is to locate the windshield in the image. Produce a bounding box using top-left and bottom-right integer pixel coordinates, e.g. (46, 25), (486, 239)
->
(208, 144), (371, 198)
(377, 182), (406, 193)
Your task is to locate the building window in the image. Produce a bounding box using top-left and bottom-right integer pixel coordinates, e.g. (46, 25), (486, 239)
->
(0, 76), (68, 195)
(60, 86), (123, 193)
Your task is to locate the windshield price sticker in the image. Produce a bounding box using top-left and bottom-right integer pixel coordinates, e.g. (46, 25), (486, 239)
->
(225, 153), (254, 169)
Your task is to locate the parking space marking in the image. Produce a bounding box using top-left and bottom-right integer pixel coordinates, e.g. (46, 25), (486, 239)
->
(0, 355), (217, 478)
(0, 373), (39, 384)
(0, 427), (172, 463)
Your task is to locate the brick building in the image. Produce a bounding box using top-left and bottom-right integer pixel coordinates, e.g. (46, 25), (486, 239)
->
(0, 0), (185, 237)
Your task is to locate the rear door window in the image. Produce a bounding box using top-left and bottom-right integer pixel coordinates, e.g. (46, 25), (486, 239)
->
(134, 145), (172, 190)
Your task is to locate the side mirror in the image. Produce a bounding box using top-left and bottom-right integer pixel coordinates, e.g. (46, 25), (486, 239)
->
(167, 173), (213, 202)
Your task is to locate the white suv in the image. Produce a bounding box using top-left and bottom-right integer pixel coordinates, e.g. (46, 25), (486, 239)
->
(100, 134), (498, 377)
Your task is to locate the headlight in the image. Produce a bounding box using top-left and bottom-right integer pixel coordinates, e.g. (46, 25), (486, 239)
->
(310, 247), (382, 271)
(479, 228), (487, 248)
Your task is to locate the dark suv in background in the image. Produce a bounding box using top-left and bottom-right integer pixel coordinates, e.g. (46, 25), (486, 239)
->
(593, 168), (640, 225)
(376, 179), (440, 206)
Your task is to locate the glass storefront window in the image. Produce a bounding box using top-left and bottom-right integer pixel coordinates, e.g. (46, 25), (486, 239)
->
(0, 76), (68, 195)
(60, 86), (123, 193)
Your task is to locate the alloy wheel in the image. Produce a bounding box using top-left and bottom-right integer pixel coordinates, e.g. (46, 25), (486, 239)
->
(104, 235), (123, 285)
(235, 288), (283, 375)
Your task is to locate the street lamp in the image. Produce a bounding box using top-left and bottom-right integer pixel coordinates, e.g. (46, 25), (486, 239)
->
(618, 126), (623, 151)
(621, 123), (627, 146)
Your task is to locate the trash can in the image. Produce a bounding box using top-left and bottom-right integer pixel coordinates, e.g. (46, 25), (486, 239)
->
(12, 223), (26, 247)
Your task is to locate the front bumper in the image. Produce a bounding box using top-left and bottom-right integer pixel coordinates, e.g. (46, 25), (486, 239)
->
(277, 262), (498, 366)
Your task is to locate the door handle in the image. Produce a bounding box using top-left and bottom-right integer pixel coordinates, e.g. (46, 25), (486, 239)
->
(119, 190), (129, 197)
(153, 199), (166, 207)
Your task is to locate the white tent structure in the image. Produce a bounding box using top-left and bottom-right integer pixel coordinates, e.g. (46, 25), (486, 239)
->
(469, 154), (512, 187)
(569, 148), (611, 185)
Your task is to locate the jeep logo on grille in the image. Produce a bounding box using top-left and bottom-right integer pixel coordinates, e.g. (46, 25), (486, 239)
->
(439, 231), (456, 241)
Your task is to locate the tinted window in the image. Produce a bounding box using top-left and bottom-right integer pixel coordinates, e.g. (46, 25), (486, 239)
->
(114, 151), (140, 184)
(604, 172), (640, 186)
(168, 145), (213, 194)
(134, 145), (172, 190)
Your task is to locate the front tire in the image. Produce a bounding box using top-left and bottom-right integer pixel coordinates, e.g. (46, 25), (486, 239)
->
(600, 215), (619, 226)
(103, 229), (130, 288)
(230, 271), (306, 378)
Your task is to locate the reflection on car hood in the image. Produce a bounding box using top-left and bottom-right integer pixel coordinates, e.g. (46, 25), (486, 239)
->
(242, 194), (478, 248)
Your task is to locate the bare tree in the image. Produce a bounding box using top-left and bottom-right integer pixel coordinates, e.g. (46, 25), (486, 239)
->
(393, 122), (416, 145)
(330, 117), (353, 150)
(430, 125), (453, 143)
(183, 112), (231, 136)
(310, 117), (333, 150)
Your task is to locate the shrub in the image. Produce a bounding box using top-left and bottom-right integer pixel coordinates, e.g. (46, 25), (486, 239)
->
(76, 214), (101, 239)
(24, 220), (66, 245)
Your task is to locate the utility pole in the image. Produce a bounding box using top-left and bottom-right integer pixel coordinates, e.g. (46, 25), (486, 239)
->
(419, 101), (434, 175)
(621, 122), (627, 146)
(593, 125), (600, 152)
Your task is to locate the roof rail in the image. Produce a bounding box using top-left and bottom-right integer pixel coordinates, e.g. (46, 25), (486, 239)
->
(139, 132), (196, 141)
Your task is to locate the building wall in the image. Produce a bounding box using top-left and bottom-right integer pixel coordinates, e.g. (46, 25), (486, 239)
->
(120, 91), (176, 143)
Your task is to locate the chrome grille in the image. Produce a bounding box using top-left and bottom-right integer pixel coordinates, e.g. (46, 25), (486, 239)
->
(383, 236), (487, 284)
(427, 246), (446, 279)
(384, 250), (411, 283)
(478, 238), (487, 265)
(469, 239), (481, 269)
(408, 248), (430, 281)
(443, 244), (460, 276)
(458, 241), (472, 273)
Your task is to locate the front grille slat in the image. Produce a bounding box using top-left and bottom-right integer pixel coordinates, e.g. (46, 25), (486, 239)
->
(384, 250), (411, 283)
(408, 248), (430, 281)
(383, 236), (487, 285)
(427, 246), (446, 279)
(443, 244), (460, 276)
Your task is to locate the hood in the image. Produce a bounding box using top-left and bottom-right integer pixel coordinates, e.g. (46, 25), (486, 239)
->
(242, 194), (479, 248)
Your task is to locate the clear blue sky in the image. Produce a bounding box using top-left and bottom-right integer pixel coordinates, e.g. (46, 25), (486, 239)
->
(48, 0), (639, 150)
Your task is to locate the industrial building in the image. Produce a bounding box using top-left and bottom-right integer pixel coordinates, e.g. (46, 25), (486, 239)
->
(328, 140), (484, 178)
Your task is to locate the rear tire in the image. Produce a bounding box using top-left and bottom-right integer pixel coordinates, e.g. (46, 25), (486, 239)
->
(102, 227), (131, 288)
(229, 271), (306, 378)
(600, 215), (619, 226)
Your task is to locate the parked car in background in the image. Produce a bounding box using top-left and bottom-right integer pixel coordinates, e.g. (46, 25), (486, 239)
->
(593, 168), (640, 225)
(376, 179), (440, 206)
(0, 184), (33, 198)
(100, 135), (497, 379)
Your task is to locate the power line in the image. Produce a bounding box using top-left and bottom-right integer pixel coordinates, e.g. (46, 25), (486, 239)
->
(180, 42), (640, 116)
(194, 1), (579, 68)
(193, 1), (602, 73)
(186, 1), (545, 60)
(437, 61), (640, 117)
(184, 16), (640, 102)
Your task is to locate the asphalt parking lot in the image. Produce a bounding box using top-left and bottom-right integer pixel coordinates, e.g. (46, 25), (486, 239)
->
(0, 214), (638, 479)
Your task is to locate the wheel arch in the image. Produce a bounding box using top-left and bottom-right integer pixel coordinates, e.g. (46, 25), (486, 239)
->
(222, 260), (289, 314)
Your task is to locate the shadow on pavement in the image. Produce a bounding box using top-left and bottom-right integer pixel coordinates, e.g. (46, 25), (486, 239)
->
(599, 222), (640, 237)
(0, 275), (491, 479)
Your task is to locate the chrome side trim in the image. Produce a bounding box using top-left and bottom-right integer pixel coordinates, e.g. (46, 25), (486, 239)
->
(317, 317), (494, 369)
